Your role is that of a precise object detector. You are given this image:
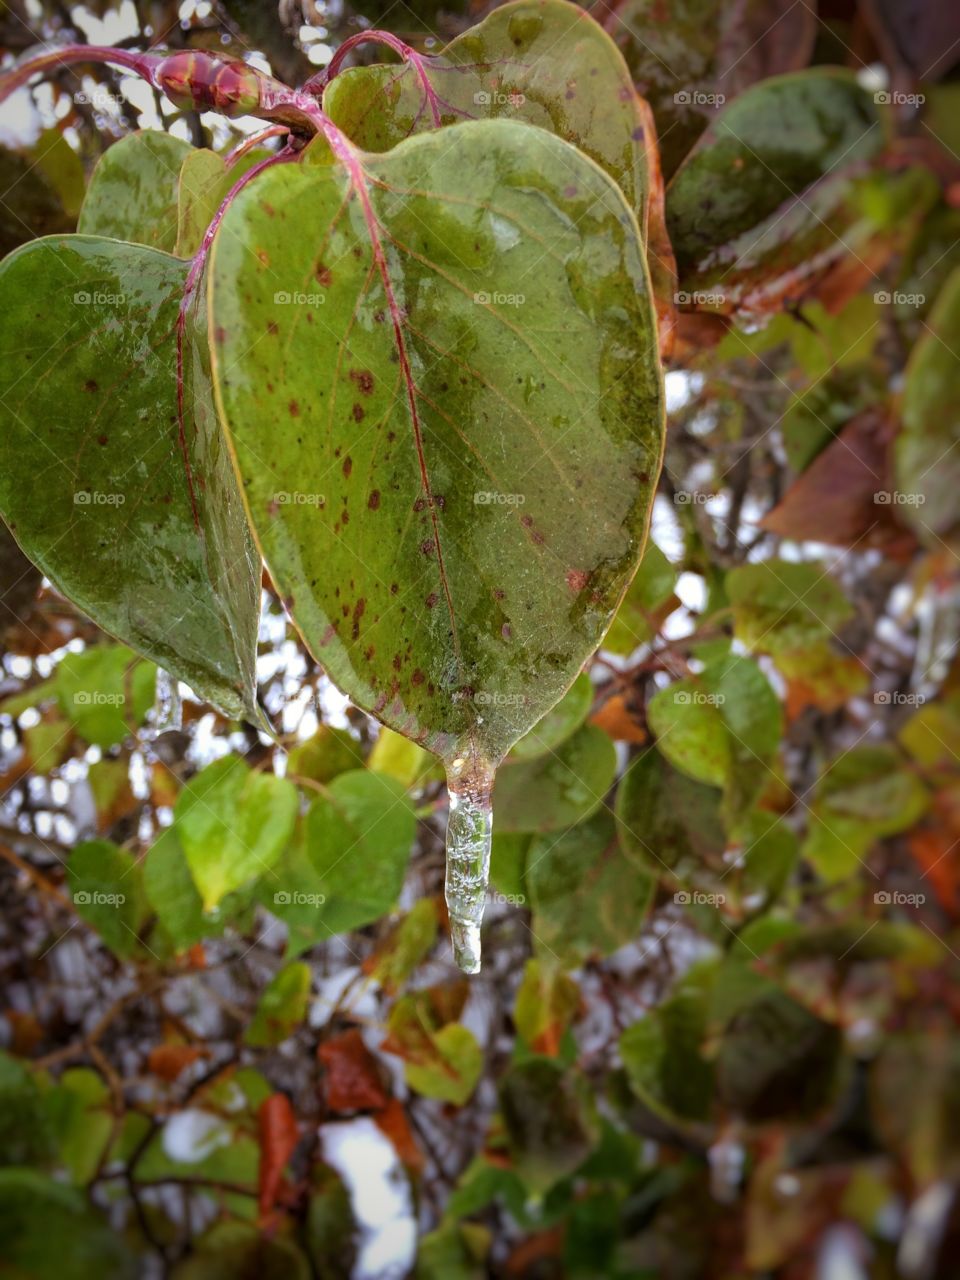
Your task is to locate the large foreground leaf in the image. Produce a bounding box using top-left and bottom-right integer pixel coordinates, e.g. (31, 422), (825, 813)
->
(78, 130), (193, 253)
(0, 236), (261, 718)
(209, 119), (663, 766)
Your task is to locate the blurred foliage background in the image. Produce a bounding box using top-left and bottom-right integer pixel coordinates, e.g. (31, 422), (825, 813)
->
(2, 0), (960, 1276)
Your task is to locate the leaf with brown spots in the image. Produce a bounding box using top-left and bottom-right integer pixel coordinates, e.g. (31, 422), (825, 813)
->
(210, 118), (663, 970)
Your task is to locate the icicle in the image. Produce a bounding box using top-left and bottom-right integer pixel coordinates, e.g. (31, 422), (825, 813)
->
(444, 748), (496, 974)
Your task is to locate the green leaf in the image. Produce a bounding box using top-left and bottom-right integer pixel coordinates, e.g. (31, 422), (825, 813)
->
(526, 809), (653, 965)
(170, 1222), (311, 1280)
(78, 130), (193, 252)
(803, 745), (929, 880)
(174, 757), (298, 912)
(144, 826), (220, 952)
(598, 0), (817, 178)
(716, 990), (842, 1122)
(209, 119), (662, 771)
(648, 655), (781, 815)
(498, 1058), (595, 1192)
(0, 1168), (135, 1279)
(370, 898), (439, 991)
(726, 559), (853, 655)
(45, 1068), (113, 1186)
(68, 839), (147, 959)
(300, 769), (415, 923)
(0, 1052), (56, 1166)
(368, 725), (435, 786)
(896, 263), (960, 546)
(175, 146), (268, 258)
(0, 236), (262, 720)
(603, 542), (677, 656)
(620, 982), (714, 1126)
(386, 992), (482, 1105)
(285, 725), (364, 784)
(55, 646), (155, 748)
(666, 70), (891, 316)
(509, 672), (593, 762)
(615, 747), (724, 880)
(245, 962), (312, 1047)
(0, 131), (84, 257)
(323, 0), (658, 228)
(493, 724), (617, 833)
(514, 958), (580, 1051)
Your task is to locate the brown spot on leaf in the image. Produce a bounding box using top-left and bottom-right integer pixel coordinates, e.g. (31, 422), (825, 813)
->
(368, 490), (380, 510)
(343, 456), (353, 478)
(350, 369), (375, 395)
(289, 400), (300, 417)
(567, 569), (590, 591)
(351, 598), (366, 640)
(425, 592), (438, 608)
(352, 403), (365, 422)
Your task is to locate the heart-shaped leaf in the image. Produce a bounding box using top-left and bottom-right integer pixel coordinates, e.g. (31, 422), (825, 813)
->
(209, 119), (663, 969)
(0, 236), (261, 719)
(175, 146), (270, 258)
(174, 756), (298, 911)
(78, 130), (193, 253)
(322, 0), (677, 348)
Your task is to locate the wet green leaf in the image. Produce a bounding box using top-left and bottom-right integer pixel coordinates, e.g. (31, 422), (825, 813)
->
(175, 146), (267, 258)
(493, 724), (617, 833)
(174, 756), (298, 911)
(144, 826), (223, 952)
(323, 0), (658, 230)
(386, 990), (482, 1105)
(78, 130), (193, 253)
(209, 119), (662, 774)
(0, 236), (262, 720)
(368, 725), (435, 786)
(286, 725), (364, 784)
(170, 1222), (311, 1280)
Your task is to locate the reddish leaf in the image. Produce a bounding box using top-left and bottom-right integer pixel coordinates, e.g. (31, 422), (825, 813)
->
(318, 1029), (389, 1114)
(761, 407), (915, 553)
(146, 1043), (207, 1082)
(860, 0), (960, 81)
(257, 1092), (299, 1220)
(373, 1098), (424, 1175)
(590, 693), (648, 743)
